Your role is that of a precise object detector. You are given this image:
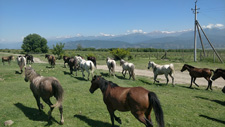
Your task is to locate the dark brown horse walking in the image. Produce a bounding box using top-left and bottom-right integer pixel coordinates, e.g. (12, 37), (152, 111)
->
(181, 64), (214, 90)
(211, 69), (225, 93)
(63, 56), (71, 68)
(45, 55), (56, 68)
(24, 66), (64, 124)
(89, 75), (164, 127)
(87, 56), (97, 67)
(2, 55), (14, 65)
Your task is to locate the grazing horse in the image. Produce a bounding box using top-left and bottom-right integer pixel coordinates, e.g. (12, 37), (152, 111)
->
(106, 57), (116, 76)
(63, 56), (71, 68)
(76, 57), (95, 80)
(89, 75), (164, 127)
(120, 59), (135, 80)
(180, 64), (214, 90)
(211, 69), (225, 93)
(45, 55), (56, 68)
(17, 56), (26, 73)
(87, 56), (97, 68)
(24, 54), (34, 64)
(2, 55), (14, 65)
(148, 61), (175, 86)
(24, 66), (64, 124)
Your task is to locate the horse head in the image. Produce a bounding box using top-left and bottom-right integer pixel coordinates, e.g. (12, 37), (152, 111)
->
(120, 59), (125, 66)
(24, 66), (33, 82)
(148, 61), (154, 69)
(180, 64), (188, 72)
(211, 69), (223, 81)
(89, 75), (102, 93)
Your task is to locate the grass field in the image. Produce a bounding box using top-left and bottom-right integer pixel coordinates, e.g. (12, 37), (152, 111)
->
(0, 52), (225, 127)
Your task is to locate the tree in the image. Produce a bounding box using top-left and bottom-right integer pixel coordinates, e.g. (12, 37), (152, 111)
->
(110, 48), (130, 60)
(21, 33), (49, 53)
(52, 42), (65, 59)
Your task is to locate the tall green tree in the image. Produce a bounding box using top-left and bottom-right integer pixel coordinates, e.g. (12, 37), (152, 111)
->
(110, 48), (130, 60)
(21, 33), (49, 53)
(52, 42), (65, 59)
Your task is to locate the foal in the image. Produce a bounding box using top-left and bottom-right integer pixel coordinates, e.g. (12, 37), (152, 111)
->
(181, 64), (214, 90)
(89, 75), (164, 127)
(24, 66), (64, 124)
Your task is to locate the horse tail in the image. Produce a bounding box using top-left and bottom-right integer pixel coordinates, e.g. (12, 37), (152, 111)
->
(90, 61), (93, 70)
(131, 64), (135, 80)
(51, 80), (64, 108)
(169, 64), (175, 75)
(148, 92), (164, 127)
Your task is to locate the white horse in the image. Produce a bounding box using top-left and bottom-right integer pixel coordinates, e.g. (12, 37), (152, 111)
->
(120, 59), (135, 80)
(17, 56), (26, 73)
(76, 56), (95, 80)
(106, 57), (116, 76)
(148, 61), (175, 86)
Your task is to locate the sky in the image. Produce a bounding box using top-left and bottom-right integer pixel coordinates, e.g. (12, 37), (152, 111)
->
(0, 0), (225, 43)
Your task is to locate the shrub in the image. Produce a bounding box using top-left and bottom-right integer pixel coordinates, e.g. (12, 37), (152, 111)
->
(110, 48), (130, 60)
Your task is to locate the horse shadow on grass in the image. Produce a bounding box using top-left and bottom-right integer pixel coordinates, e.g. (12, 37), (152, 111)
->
(177, 85), (201, 90)
(195, 96), (225, 106)
(100, 72), (110, 77)
(115, 75), (130, 80)
(14, 102), (59, 126)
(74, 114), (119, 127)
(199, 115), (225, 125)
(63, 71), (71, 75)
(138, 79), (153, 85)
(15, 71), (22, 74)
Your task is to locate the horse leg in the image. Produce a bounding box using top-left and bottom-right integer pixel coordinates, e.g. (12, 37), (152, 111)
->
(59, 104), (64, 124)
(154, 74), (159, 84)
(43, 99), (54, 119)
(169, 73), (175, 86)
(87, 70), (90, 80)
(164, 74), (169, 85)
(113, 113), (122, 124)
(205, 77), (213, 90)
(34, 95), (43, 113)
(193, 77), (199, 87)
(132, 111), (152, 127)
(145, 107), (153, 127)
(129, 71), (131, 80)
(108, 110), (115, 127)
(189, 77), (193, 88)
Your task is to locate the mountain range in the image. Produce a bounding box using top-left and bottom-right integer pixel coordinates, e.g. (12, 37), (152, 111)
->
(1, 28), (225, 49)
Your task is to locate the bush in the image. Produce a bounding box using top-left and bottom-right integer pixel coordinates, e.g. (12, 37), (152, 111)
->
(110, 48), (130, 60)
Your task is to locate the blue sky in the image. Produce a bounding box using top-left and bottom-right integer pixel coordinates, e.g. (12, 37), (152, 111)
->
(0, 0), (224, 43)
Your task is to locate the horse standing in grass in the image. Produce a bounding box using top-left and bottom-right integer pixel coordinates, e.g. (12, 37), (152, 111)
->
(24, 54), (34, 64)
(120, 59), (135, 80)
(211, 68), (225, 93)
(45, 55), (56, 68)
(76, 56), (95, 80)
(17, 56), (26, 73)
(148, 61), (175, 86)
(89, 75), (164, 127)
(87, 56), (97, 68)
(68, 58), (77, 75)
(180, 64), (214, 90)
(24, 66), (64, 124)
(106, 57), (116, 76)
(2, 55), (14, 65)
(63, 56), (71, 68)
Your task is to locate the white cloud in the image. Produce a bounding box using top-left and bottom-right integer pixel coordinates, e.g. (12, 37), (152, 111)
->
(0, 38), (6, 42)
(127, 29), (147, 34)
(202, 24), (224, 29)
(100, 33), (115, 37)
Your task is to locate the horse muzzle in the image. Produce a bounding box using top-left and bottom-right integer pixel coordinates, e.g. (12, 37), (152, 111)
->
(24, 78), (28, 82)
(89, 89), (94, 94)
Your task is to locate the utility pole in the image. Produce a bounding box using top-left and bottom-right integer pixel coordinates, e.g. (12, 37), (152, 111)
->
(191, 0), (199, 62)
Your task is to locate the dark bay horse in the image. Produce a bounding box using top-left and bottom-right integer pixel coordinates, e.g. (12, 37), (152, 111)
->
(89, 75), (164, 127)
(211, 69), (225, 93)
(87, 56), (97, 68)
(45, 55), (56, 68)
(24, 66), (64, 124)
(2, 55), (14, 65)
(63, 56), (71, 68)
(181, 64), (214, 90)
(24, 54), (34, 64)
(68, 58), (77, 75)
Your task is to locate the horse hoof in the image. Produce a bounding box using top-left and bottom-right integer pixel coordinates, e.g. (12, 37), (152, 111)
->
(60, 120), (64, 125)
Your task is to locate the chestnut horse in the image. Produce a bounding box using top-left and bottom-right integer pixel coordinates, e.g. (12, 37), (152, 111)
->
(211, 69), (225, 93)
(89, 75), (164, 127)
(2, 55), (14, 65)
(24, 66), (64, 124)
(181, 64), (214, 90)
(63, 56), (71, 68)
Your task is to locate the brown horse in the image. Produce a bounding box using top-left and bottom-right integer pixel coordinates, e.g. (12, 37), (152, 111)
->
(211, 69), (225, 93)
(63, 56), (71, 68)
(181, 64), (214, 90)
(68, 58), (77, 75)
(45, 55), (56, 68)
(2, 55), (14, 65)
(24, 66), (64, 124)
(89, 75), (164, 127)
(87, 56), (97, 67)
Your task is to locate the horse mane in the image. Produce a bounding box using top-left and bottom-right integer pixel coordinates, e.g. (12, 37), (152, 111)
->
(184, 64), (195, 69)
(99, 77), (119, 93)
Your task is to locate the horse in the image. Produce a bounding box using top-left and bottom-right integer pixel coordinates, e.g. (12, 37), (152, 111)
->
(24, 66), (64, 124)
(120, 59), (135, 80)
(45, 55), (56, 68)
(68, 58), (77, 75)
(89, 75), (164, 127)
(148, 61), (175, 86)
(106, 57), (116, 76)
(211, 69), (225, 93)
(87, 56), (97, 68)
(24, 54), (34, 64)
(17, 56), (26, 73)
(2, 55), (14, 65)
(63, 56), (71, 68)
(180, 64), (214, 90)
(76, 57), (95, 80)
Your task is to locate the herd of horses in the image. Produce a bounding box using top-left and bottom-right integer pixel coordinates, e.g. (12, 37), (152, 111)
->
(2, 54), (225, 127)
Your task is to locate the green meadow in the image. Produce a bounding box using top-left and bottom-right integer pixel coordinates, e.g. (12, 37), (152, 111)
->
(0, 52), (224, 127)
